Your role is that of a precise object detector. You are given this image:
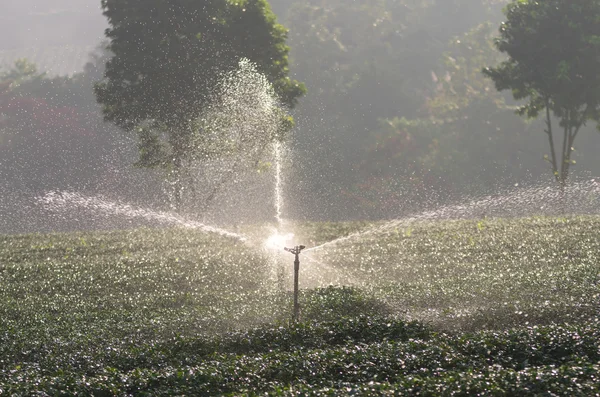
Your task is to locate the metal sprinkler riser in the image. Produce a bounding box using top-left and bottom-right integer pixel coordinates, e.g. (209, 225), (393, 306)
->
(284, 245), (305, 322)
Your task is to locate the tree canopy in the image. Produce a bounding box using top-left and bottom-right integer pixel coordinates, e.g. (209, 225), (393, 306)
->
(5, 0), (600, 221)
(95, 0), (305, 208)
(484, 0), (600, 186)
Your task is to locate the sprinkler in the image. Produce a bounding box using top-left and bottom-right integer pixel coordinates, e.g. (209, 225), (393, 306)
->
(284, 245), (306, 322)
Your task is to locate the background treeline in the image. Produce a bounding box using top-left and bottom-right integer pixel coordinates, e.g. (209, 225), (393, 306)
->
(0, 55), (161, 233)
(1, 0), (600, 226)
(277, 0), (600, 219)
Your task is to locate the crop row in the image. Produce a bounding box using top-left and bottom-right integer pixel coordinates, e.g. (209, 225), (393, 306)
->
(1, 316), (599, 395)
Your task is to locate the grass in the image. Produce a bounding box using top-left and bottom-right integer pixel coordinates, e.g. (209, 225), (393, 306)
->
(0, 216), (599, 395)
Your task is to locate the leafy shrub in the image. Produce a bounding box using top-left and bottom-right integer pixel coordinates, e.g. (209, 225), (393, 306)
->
(2, 319), (599, 395)
(300, 286), (392, 322)
(1, 217), (600, 394)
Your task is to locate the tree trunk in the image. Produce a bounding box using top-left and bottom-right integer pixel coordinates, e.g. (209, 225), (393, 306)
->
(544, 104), (560, 184)
(560, 130), (568, 192)
(559, 109), (570, 192)
(561, 123), (582, 190)
(556, 107), (583, 213)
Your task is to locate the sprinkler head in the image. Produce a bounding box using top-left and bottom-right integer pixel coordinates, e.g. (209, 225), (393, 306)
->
(284, 245), (306, 255)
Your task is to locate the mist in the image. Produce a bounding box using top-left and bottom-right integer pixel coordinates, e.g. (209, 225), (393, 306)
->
(2, 2), (600, 394)
(1, 0), (599, 234)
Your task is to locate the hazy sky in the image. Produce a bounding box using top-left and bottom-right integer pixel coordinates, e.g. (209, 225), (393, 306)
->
(0, 0), (106, 50)
(0, 0), (107, 74)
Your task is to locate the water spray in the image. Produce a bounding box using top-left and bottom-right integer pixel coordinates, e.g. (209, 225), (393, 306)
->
(284, 245), (306, 322)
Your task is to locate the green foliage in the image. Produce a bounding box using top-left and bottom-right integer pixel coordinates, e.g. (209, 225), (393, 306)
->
(301, 286), (392, 321)
(281, 0), (547, 216)
(1, 316), (599, 394)
(95, 0), (306, 202)
(484, 0), (600, 185)
(486, 0), (600, 118)
(209, 314), (431, 355)
(1, 217), (599, 393)
(308, 216), (600, 331)
(0, 58), (44, 85)
(352, 21), (544, 211)
(288, 0), (504, 123)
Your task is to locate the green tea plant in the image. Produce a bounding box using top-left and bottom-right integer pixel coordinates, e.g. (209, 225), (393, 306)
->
(0, 216), (599, 394)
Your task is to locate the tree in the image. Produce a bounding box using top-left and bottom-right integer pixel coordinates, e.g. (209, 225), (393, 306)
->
(483, 0), (600, 188)
(280, 0), (511, 219)
(0, 60), (107, 191)
(95, 0), (305, 210)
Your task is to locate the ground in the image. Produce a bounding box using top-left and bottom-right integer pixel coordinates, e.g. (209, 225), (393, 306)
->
(0, 216), (599, 395)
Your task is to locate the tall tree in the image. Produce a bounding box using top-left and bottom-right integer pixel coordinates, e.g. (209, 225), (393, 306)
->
(484, 0), (600, 188)
(95, 0), (305, 209)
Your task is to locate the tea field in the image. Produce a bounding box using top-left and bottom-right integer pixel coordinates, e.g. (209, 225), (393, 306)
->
(0, 216), (599, 395)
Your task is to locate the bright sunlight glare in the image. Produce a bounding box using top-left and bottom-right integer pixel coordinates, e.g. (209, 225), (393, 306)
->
(264, 231), (295, 251)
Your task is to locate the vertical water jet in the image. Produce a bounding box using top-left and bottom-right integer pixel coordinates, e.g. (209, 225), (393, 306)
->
(274, 141), (284, 228)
